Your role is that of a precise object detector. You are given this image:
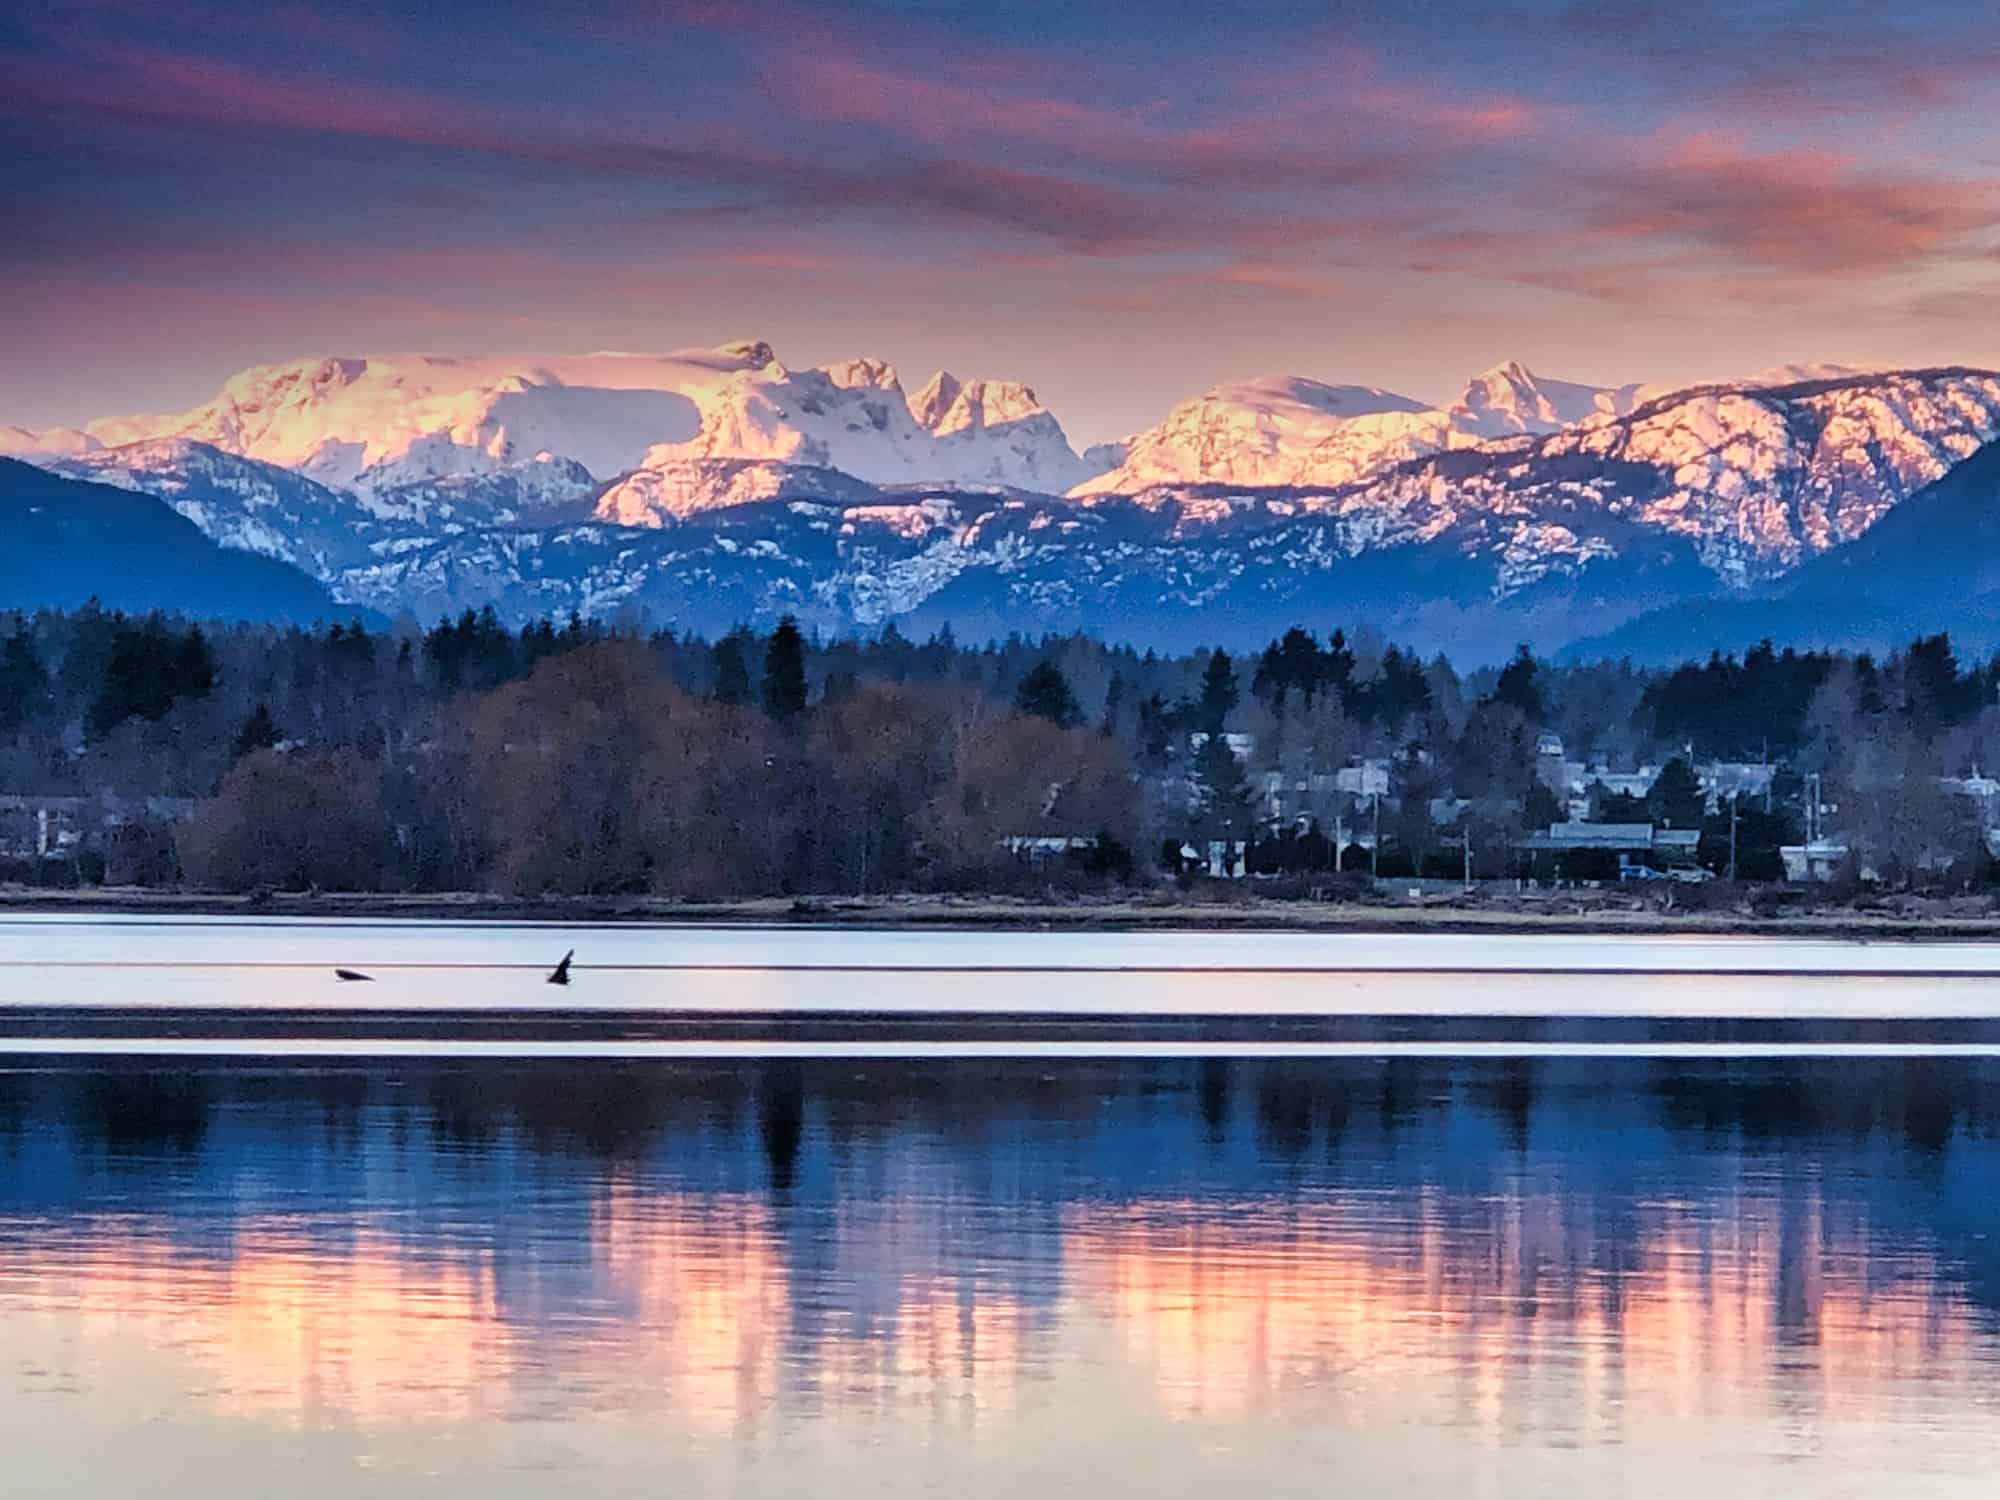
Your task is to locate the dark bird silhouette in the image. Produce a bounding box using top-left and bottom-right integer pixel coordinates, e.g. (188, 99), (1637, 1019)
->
(334, 968), (374, 983)
(548, 950), (574, 986)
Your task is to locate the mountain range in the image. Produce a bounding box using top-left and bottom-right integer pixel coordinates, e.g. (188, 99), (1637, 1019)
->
(8, 343), (2000, 662)
(0, 460), (337, 622)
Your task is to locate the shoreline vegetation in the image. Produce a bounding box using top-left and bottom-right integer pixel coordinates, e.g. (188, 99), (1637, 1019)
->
(11, 885), (2000, 940)
(11, 607), (2000, 914)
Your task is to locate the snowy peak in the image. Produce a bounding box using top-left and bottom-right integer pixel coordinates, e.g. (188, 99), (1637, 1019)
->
(1073, 364), (1651, 498)
(1547, 366), (2000, 581)
(40, 341), (1091, 501)
(1, 424), (101, 458)
(909, 371), (963, 431)
(824, 356), (902, 393)
(1312, 365), (2000, 592)
(1070, 376), (1457, 497)
(911, 372), (1053, 438)
(595, 459), (881, 527)
(1450, 361), (1646, 438)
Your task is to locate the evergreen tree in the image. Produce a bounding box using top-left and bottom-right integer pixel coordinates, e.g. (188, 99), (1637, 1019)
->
(175, 624), (217, 702)
(1523, 780), (1566, 832)
(762, 616), (808, 720)
(1100, 670), (1125, 737)
(1322, 628), (1356, 710)
(1015, 660), (1082, 728)
(1252, 627), (1323, 711)
(1198, 648), (1239, 734)
(1194, 731), (1255, 852)
(712, 634), (752, 706)
(1647, 756), (1706, 829)
(232, 703), (284, 762)
(1137, 692), (1174, 766)
(0, 623), (50, 735)
(88, 616), (215, 737)
(1490, 644), (1544, 720)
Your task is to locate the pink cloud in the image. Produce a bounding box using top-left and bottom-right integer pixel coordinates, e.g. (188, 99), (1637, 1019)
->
(1587, 133), (2000, 276)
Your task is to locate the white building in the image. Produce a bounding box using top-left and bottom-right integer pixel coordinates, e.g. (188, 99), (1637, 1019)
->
(1780, 840), (1851, 883)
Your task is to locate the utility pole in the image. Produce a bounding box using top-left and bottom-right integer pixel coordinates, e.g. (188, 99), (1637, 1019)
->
(1371, 791), (1381, 880)
(1727, 795), (1739, 882)
(1462, 827), (1472, 890)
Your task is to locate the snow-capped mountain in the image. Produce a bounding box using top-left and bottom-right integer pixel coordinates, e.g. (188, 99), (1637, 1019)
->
(323, 484), (1712, 662)
(596, 459), (885, 527)
(15, 347), (2000, 660)
(619, 352), (1094, 502)
(1069, 362), (1645, 496)
(1068, 377), (1456, 497)
(1455, 366), (2000, 585)
(1091, 366), (2000, 586)
(53, 439), (389, 575)
(63, 340), (1096, 501)
(1, 424), (101, 459)
(1448, 361), (1648, 438)
(0, 459), (337, 623)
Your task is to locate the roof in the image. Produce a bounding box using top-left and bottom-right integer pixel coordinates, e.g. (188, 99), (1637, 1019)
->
(1520, 821), (1699, 853)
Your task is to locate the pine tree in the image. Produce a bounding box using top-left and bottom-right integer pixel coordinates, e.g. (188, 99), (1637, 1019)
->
(712, 634), (752, 706)
(177, 624), (217, 701)
(1490, 644), (1543, 720)
(232, 703), (284, 762)
(1198, 648), (1239, 734)
(1015, 660), (1081, 728)
(1100, 671), (1125, 737)
(1647, 756), (1706, 829)
(0, 623), (49, 735)
(762, 616), (808, 720)
(1523, 780), (1565, 833)
(1322, 628), (1356, 709)
(1194, 731), (1255, 853)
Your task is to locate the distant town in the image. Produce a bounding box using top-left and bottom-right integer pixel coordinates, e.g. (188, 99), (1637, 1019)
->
(1, 605), (1995, 910)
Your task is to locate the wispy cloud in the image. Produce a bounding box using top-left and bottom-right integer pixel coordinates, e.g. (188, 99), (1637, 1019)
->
(7, 0), (2000, 434)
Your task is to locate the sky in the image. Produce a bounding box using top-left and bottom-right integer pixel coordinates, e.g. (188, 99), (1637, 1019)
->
(7, 0), (2000, 445)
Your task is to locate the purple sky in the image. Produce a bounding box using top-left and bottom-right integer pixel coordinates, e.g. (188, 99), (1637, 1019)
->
(7, 0), (2000, 444)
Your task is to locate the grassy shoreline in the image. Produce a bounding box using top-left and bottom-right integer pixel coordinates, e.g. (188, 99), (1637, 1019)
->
(5, 886), (2000, 940)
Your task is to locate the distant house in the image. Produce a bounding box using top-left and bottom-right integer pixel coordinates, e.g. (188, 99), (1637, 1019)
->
(1519, 821), (1701, 878)
(1177, 840), (1247, 880)
(1701, 761), (1777, 810)
(1534, 733), (1568, 794)
(1584, 766), (1660, 802)
(1186, 732), (1256, 762)
(999, 835), (1098, 865)
(1520, 821), (1699, 857)
(0, 793), (197, 865)
(1780, 840), (1851, 883)
(1333, 759), (1391, 798)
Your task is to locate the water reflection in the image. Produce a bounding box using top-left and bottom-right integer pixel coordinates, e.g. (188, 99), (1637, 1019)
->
(1, 1058), (1998, 1493)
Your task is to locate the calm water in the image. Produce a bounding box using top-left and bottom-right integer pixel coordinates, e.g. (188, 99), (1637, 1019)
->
(2, 1055), (1998, 1496)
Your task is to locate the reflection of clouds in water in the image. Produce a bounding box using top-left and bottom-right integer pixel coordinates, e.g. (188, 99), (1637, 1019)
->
(1060, 1185), (1996, 1453)
(32, 1227), (505, 1426)
(2, 1185), (1035, 1438)
(591, 1182), (788, 1433)
(7, 1173), (1993, 1454)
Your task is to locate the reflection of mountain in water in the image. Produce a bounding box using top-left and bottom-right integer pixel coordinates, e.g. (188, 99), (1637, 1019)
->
(0, 1058), (1998, 1459)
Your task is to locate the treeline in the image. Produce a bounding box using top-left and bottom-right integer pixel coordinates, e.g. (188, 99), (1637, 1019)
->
(7, 602), (2000, 894)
